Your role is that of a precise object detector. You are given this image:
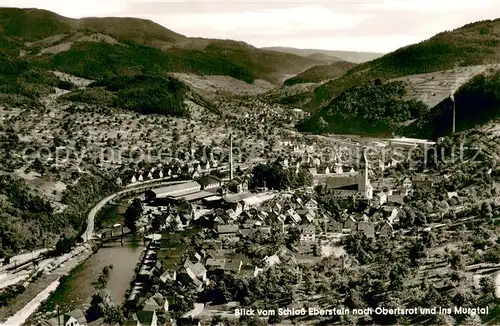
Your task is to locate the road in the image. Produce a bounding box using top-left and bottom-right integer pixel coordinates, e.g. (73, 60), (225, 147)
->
(81, 179), (189, 241)
(496, 272), (500, 299)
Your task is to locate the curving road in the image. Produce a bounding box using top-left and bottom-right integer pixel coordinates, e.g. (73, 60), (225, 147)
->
(82, 179), (190, 242)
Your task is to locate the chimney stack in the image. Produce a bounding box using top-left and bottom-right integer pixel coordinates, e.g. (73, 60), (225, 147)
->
(57, 305), (61, 326)
(229, 134), (233, 181)
(451, 95), (456, 134)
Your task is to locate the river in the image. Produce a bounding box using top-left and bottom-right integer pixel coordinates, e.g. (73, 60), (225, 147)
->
(42, 235), (144, 314)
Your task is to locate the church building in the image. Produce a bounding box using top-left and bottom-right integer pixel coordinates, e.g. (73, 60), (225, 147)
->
(324, 151), (373, 200)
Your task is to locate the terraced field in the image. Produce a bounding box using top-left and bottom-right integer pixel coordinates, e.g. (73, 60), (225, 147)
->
(391, 64), (500, 108)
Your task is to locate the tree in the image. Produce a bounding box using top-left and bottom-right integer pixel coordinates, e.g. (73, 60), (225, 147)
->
(226, 180), (239, 193)
(31, 158), (46, 176)
(436, 314), (455, 326)
(462, 314), (482, 326)
(93, 265), (114, 290)
(251, 163), (312, 191)
(54, 235), (74, 255)
(449, 251), (465, 271)
(124, 198), (142, 234)
(414, 210), (427, 226)
(312, 243), (321, 257)
(287, 226), (301, 244)
(482, 201), (493, 220)
(409, 240), (426, 266)
(103, 305), (123, 324)
(479, 276), (495, 295)
(317, 116), (328, 132)
(239, 315), (266, 326)
(151, 214), (165, 232)
(422, 230), (436, 248)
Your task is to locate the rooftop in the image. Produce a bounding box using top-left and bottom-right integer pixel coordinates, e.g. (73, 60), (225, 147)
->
(217, 224), (239, 234)
(174, 191), (215, 202)
(151, 181), (201, 198)
(197, 176), (221, 186)
(223, 191), (255, 203)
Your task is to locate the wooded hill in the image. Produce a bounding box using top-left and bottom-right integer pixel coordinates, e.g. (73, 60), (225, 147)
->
(295, 18), (500, 137)
(284, 61), (357, 86)
(0, 8), (320, 84)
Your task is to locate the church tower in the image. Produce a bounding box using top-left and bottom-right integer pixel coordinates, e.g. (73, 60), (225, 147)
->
(358, 150), (373, 199)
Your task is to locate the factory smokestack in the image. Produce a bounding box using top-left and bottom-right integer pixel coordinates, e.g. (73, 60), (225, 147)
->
(450, 94), (455, 134)
(229, 134), (233, 181)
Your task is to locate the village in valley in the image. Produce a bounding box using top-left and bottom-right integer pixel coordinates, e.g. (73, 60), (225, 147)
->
(1, 6), (500, 326)
(0, 73), (498, 326)
(34, 123), (499, 326)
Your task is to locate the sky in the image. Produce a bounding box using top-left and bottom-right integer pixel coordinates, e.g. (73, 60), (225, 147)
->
(1, 0), (500, 53)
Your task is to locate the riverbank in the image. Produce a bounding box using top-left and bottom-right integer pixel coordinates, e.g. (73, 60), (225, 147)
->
(40, 236), (144, 314)
(0, 243), (95, 325)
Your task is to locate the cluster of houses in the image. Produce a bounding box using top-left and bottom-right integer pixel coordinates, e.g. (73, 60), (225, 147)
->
(43, 140), (438, 326)
(38, 309), (87, 326)
(118, 158), (229, 187)
(120, 170), (422, 324)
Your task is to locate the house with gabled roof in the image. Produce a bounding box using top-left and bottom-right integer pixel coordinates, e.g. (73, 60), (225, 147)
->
(357, 222), (375, 238)
(412, 174), (434, 188)
(196, 175), (222, 190)
(39, 309), (87, 326)
(324, 219), (342, 234)
(286, 208), (302, 224)
(205, 258), (226, 271)
(239, 229), (253, 238)
(387, 194), (405, 206)
(373, 191), (387, 206)
(225, 209), (238, 221)
(142, 293), (168, 313)
(271, 202), (281, 214)
(300, 225), (316, 242)
(257, 226), (271, 234)
(216, 224), (239, 239)
(293, 254), (321, 266)
(305, 198), (318, 210)
(184, 260), (207, 282)
(447, 191), (458, 200)
(256, 211), (268, 221)
(132, 311), (158, 326)
(240, 264), (263, 278)
(262, 254), (281, 268)
(224, 259), (243, 274)
(343, 216), (357, 231)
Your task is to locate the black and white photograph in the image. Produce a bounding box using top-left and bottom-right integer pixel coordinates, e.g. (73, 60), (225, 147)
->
(0, 0), (500, 325)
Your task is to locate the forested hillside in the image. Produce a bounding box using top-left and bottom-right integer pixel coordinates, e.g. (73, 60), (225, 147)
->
(0, 8), (319, 84)
(0, 53), (61, 107)
(296, 80), (428, 136)
(0, 174), (117, 255)
(286, 18), (500, 111)
(284, 61), (357, 86)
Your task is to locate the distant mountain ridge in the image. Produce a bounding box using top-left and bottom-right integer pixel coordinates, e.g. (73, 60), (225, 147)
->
(0, 7), (320, 84)
(261, 46), (384, 63)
